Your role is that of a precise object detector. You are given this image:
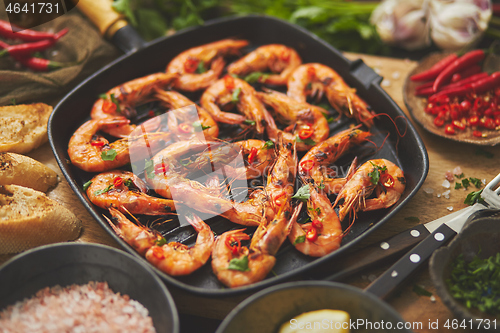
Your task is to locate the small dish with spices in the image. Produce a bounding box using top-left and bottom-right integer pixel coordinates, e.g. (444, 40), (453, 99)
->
(430, 209), (500, 329)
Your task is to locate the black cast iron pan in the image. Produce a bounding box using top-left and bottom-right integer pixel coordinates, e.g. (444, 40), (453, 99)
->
(48, 12), (428, 297)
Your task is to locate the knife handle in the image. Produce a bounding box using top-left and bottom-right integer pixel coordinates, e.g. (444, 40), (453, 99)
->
(315, 224), (431, 282)
(365, 223), (457, 299)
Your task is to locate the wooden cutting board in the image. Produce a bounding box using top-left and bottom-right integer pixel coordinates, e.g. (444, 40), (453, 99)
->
(1, 53), (498, 333)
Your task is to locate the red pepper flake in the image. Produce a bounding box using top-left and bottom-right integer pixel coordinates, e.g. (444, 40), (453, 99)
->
(300, 159), (314, 173)
(473, 130), (483, 138)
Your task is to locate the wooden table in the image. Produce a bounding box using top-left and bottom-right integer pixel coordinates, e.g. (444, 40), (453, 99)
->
(2, 53), (499, 333)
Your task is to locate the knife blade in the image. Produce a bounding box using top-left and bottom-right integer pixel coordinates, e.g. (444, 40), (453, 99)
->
(315, 203), (487, 282)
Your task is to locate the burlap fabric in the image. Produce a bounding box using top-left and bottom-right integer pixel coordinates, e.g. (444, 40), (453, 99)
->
(0, 6), (121, 106)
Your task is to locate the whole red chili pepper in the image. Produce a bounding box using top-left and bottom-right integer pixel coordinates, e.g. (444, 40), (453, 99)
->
(469, 72), (500, 95)
(0, 20), (58, 42)
(0, 28), (68, 58)
(410, 53), (458, 82)
(427, 73), (491, 100)
(14, 55), (75, 71)
(432, 50), (486, 92)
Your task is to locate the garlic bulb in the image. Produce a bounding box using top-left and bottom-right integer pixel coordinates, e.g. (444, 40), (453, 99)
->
(370, 0), (431, 50)
(429, 0), (492, 51)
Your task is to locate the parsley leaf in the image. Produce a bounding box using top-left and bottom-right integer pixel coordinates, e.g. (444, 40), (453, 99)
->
(455, 182), (462, 190)
(293, 235), (306, 245)
(231, 87), (242, 103)
(469, 177), (482, 188)
(244, 119), (256, 126)
(109, 93), (122, 114)
(196, 60), (207, 74)
(244, 72), (269, 83)
(368, 161), (387, 185)
(145, 159), (155, 179)
(94, 184), (113, 196)
(464, 189), (485, 206)
(155, 237), (167, 247)
(99, 93), (108, 100)
(192, 121), (210, 132)
(83, 180), (92, 191)
(228, 256), (250, 271)
(462, 178), (470, 189)
(321, 111), (335, 123)
(292, 184), (310, 202)
(262, 140), (274, 150)
(101, 149), (117, 161)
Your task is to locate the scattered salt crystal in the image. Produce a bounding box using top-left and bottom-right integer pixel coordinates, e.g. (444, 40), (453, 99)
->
(368, 274), (377, 282)
(374, 67), (381, 74)
(423, 187), (434, 194)
(392, 71), (400, 79)
(447, 206), (453, 211)
(483, 179), (487, 185)
(442, 179), (450, 189)
(437, 194), (441, 198)
(444, 171), (454, 182)
(443, 190), (450, 199)
(453, 166), (462, 176)
(430, 295), (436, 302)
(381, 79), (391, 87)
(50, 50), (59, 57)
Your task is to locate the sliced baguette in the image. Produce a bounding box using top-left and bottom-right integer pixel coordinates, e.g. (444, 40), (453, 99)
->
(0, 153), (59, 192)
(0, 103), (53, 154)
(0, 184), (82, 254)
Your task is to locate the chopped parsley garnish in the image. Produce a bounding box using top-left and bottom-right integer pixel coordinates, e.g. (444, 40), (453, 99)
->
(196, 60), (206, 74)
(98, 93), (108, 99)
(321, 111), (335, 124)
(244, 72), (269, 83)
(94, 184), (113, 196)
(262, 140), (274, 150)
(228, 256), (250, 271)
(83, 180), (92, 191)
(192, 121), (210, 132)
(464, 189), (485, 206)
(469, 177), (482, 188)
(455, 173), (464, 179)
(447, 253), (500, 315)
(124, 179), (133, 187)
(109, 93), (121, 114)
(145, 159), (155, 179)
(244, 119), (256, 126)
(293, 235), (306, 245)
(455, 182), (462, 190)
(101, 149), (117, 161)
(231, 87), (242, 103)
(292, 184), (310, 202)
(155, 237), (167, 247)
(368, 161), (387, 185)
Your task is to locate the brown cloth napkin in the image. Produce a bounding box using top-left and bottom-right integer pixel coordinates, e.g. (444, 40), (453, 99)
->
(0, 8), (121, 106)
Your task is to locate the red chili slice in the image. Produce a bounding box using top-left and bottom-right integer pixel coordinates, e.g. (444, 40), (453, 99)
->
(306, 227), (318, 242)
(225, 237), (241, 255)
(452, 120), (466, 131)
(445, 124), (455, 135)
(280, 49), (290, 62)
(473, 130), (483, 137)
(184, 57), (199, 73)
(433, 117), (445, 127)
(274, 191), (287, 206)
(247, 147), (258, 164)
(178, 123), (193, 133)
(113, 177), (123, 187)
(299, 159), (314, 173)
(312, 219), (323, 230)
(224, 75), (235, 90)
(90, 140), (105, 147)
(469, 115), (479, 126)
(154, 163), (169, 175)
(380, 174), (394, 188)
(307, 66), (316, 79)
(298, 126), (314, 140)
(102, 100), (117, 114)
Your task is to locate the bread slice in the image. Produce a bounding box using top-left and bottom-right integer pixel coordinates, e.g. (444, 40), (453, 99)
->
(0, 153), (59, 192)
(0, 103), (53, 154)
(0, 184), (82, 254)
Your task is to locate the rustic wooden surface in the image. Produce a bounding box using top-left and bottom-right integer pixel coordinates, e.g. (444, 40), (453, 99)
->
(1, 52), (499, 333)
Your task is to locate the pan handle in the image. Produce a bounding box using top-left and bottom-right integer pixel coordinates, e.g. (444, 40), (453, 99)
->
(76, 0), (146, 54)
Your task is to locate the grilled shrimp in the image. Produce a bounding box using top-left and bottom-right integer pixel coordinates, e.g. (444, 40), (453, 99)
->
(145, 212), (214, 276)
(211, 204), (301, 288)
(67, 118), (132, 173)
(155, 89), (219, 141)
(200, 75), (274, 134)
(256, 89), (329, 151)
(166, 39), (249, 91)
(105, 207), (162, 256)
(91, 72), (178, 137)
(86, 170), (176, 215)
(227, 44), (302, 85)
(334, 159), (406, 222)
(298, 128), (371, 194)
(288, 186), (342, 257)
(288, 63), (375, 127)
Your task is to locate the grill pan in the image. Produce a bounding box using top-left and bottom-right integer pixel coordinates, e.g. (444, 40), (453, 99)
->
(48, 15), (428, 297)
